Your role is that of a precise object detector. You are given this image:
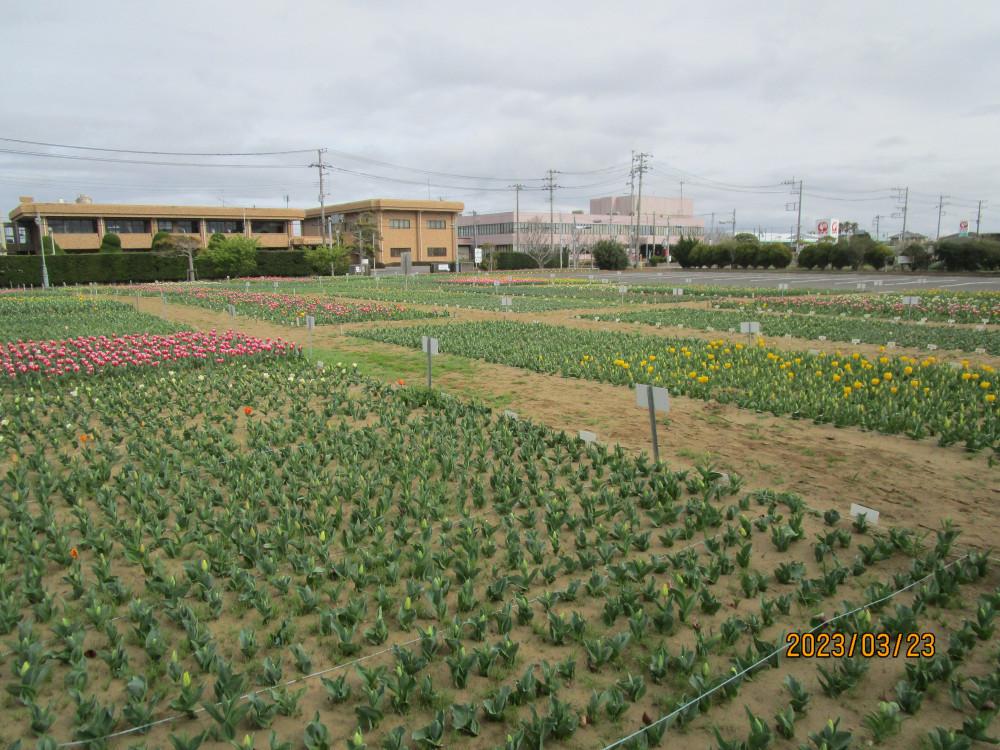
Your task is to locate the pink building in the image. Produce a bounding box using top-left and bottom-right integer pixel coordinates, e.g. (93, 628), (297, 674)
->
(456, 195), (705, 263)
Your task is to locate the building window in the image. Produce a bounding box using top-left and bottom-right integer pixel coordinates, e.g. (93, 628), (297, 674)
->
(104, 218), (150, 234)
(427, 219), (446, 229)
(427, 247), (447, 257)
(158, 220), (199, 234)
(389, 219), (411, 229)
(389, 248), (410, 258)
(4, 224), (27, 245)
(251, 221), (286, 234)
(48, 218), (98, 234)
(206, 220), (244, 234)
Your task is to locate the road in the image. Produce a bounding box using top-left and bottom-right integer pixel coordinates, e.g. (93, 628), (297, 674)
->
(525, 268), (1000, 292)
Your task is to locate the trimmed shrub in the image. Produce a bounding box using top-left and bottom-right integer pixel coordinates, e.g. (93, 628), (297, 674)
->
(710, 240), (736, 268)
(905, 243), (932, 270)
(796, 243), (828, 270)
(733, 240), (758, 269)
(759, 243), (793, 269)
(151, 231), (172, 251)
(200, 235), (259, 278)
(671, 236), (698, 267)
(592, 240), (628, 271)
(494, 252), (539, 271)
(0, 253), (190, 286)
(688, 243), (712, 268)
(256, 249), (311, 277)
(863, 242), (895, 270)
(99, 233), (123, 253)
(934, 238), (1000, 272)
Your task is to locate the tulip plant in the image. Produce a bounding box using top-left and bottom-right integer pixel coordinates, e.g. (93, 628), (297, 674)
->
(0, 290), (998, 749)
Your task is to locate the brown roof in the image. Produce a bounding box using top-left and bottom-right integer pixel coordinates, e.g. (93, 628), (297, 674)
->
(303, 198), (464, 218)
(9, 202), (303, 221)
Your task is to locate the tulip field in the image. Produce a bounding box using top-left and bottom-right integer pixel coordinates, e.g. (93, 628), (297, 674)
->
(716, 291), (1000, 325)
(133, 287), (442, 326)
(207, 276), (823, 314)
(352, 322), (1000, 452)
(0, 295), (186, 342)
(2, 278), (1000, 750)
(582, 307), (1000, 355)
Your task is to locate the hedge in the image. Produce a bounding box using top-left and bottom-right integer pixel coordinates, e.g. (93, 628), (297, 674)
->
(0, 250), (314, 287)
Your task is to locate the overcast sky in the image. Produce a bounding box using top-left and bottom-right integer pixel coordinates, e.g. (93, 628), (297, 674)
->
(2, 0), (997, 239)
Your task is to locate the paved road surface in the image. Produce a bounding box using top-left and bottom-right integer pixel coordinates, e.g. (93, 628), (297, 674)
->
(522, 268), (1000, 293)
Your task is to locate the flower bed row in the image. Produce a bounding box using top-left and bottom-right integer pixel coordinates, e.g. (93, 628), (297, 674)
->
(2, 330), (299, 379)
(352, 321), (1000, 451)
(585, 307), (1000, 354)
(716, 291), (1000, 324)
(0, 295), (188, 343)
(137, 285), (442, 324)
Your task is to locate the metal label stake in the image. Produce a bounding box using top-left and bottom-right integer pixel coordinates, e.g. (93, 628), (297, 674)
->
(636, 384), (670, 464)
(422, 336), (439, 387)
(306, 315), (316, 359)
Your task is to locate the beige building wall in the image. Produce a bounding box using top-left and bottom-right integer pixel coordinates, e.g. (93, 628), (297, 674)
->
(303, 199), (464, 266)
(8, 199), (301, 253)
(8, 198), (463, 261)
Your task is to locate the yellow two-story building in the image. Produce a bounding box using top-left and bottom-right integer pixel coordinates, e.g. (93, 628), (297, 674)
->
(303, 199), (463, 268)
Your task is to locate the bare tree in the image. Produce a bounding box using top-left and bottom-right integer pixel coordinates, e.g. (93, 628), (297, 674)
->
(520, 219), (554, 268)
(350, 212), (382, 273)
(158, 234), (201, 281)
(571, 229), (597, 269)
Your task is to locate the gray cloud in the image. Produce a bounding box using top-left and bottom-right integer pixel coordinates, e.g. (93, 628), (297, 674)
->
(1, 0), (997, 237)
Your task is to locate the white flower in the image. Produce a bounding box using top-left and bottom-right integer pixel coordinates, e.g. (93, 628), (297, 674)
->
(69, 389), (78, 398)
(197, 374), (204, 381)
(1, 418), (8, 426)
(352, 362), (357, 367)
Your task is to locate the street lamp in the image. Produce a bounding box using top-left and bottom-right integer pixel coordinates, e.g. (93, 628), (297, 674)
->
(34, 213), (50, 289)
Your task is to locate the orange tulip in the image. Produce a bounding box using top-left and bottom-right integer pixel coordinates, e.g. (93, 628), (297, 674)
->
(69, 548), (78, 559)
(244, 407), (252, 415)
(397, 379), (405, 386)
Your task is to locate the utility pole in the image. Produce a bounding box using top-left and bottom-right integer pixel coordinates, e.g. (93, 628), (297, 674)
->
(892, 187), (909, 248)
(783, 178), (803, 255)
(310, 149), (328, 246)
(719, 210), (735, 237)
(873, 214), (884, 241)
(510, 184), (525, 253)
(628, 150), (636, 256)
(632, 152), (650, 265)
(976, 200), (987, 236)
(936, 194), (950, 240)
(34, 213), (49, 289)
(544, 170), (559, 269)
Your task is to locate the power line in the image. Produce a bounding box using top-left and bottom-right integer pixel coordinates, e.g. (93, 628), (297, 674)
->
(0, 147), (304, 169)
(0, 137), (313, 157)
